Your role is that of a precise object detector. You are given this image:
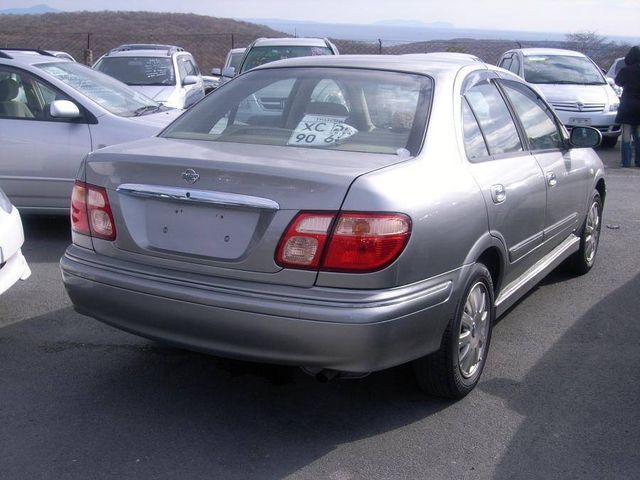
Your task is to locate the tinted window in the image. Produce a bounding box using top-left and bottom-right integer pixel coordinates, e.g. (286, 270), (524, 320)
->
(164, 67), (432, 156)
(501, 81), (563, 151)
(241, 46), (333, 72)
(462, 98), (489, 159)
(499, 55), (513, 71)
(464, 82), (523, 155)
(510, 55), (521, 75)
(523, 55), (605, 85)
(94, 56), (175, 86)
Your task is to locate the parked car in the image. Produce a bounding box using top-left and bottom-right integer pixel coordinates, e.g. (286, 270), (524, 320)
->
(404, 52), (482, 62)
(0, 48), (183, 213)
(61, 55), (605, 399)
(220, 38), (338, 82)
(212, 47), (246, 85)
(93, 44), (205, 109)
(498, 48), (621, 147)
(0, 187), (30, 295)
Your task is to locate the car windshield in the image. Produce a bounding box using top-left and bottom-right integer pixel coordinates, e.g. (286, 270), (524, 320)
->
(163, 67), (432, 156)
(37, 62), (159, 117)
(241, 46), (333, 72)
(93, 56), (176, 86)
(523, 55), (605, 85)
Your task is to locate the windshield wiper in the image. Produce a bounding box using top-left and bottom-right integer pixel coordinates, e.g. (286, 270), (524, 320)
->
(133, 105), (161, 116)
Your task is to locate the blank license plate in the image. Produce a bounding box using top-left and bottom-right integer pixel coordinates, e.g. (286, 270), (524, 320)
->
(569, 117), (591, 126)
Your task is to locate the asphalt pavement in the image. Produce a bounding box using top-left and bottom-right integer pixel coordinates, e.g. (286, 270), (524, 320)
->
(1, 146), (639, 480)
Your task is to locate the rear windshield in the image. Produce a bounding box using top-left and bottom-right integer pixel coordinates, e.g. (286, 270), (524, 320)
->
(241, 46), (333, 72)
(523, 55), (605, 85)
(162, 67), (432, 156)
(94, 56), (176, 86)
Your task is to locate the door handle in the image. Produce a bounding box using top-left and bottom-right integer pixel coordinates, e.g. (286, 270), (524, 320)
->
(491, 184), (506, 204)
(546, 172), (557, 187)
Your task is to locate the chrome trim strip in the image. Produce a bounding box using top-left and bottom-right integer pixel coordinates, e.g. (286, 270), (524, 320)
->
(116, 184), (280, 211)
(496, 234), (580, 316)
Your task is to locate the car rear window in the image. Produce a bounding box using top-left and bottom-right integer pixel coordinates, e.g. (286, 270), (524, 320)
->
(241, 46), (333, 72)
(162, 67), (432, 156)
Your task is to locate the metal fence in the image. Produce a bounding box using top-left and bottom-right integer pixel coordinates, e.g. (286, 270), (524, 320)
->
(0, 30), (630, 73)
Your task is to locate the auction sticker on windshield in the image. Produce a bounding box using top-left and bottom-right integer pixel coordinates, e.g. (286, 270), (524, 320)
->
(287, 114), (357, 147)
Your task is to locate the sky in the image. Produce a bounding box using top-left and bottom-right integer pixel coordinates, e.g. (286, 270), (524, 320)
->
(1, 0), (639, 37)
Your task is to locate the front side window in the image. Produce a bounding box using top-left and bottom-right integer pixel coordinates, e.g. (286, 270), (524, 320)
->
(241, 46), (333, 72)
(38, 62), (159, 117)
(164, 67), (432, 156)
(464, 82), (523, 156)
(500, 81), (563, 151)
(0, 67), (73, 121)
(523, 55), (605, 85)
(94, 56), (175, 86)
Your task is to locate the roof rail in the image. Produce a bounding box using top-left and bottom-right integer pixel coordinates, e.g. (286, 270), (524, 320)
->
(0, 48), (56, 59)
(107, 44), (184, 56)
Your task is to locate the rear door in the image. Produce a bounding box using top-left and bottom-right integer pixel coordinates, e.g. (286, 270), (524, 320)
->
(499, 80), (588, 250)
(0, 65), (91, 210)
(462, 76), (547, 284)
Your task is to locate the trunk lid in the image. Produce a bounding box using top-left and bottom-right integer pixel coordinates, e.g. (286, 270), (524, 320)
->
(84, 137), (402, 283)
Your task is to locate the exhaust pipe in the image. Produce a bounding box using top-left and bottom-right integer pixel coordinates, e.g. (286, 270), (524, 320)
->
(315, 369), (340, 383)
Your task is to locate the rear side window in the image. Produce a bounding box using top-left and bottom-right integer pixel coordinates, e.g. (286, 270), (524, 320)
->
(464, 82), (523, 156)
(500, 81), (563, 151)
(461, 98), (489, 159)
(499, 55), (513, 71)
(163, 67), (433, 156)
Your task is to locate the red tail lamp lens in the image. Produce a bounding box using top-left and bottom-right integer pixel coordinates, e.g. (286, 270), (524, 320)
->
(70, 181), (116, 241)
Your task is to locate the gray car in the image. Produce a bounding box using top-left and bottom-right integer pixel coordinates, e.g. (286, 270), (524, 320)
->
(61, 55), (605, 398)
(0, 49), (182, 213)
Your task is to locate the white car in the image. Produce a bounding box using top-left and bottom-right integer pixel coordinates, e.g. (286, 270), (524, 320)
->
(498, 48), (621, 147)
(0, 187), (30, 295)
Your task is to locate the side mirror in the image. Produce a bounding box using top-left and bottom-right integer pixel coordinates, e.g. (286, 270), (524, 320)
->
(50, 100), (81, 119)
(222, 66), (236, 78)
(570, 126), (602, 148)
(182, 75), (199, 86)
(210, 67), (221, 76)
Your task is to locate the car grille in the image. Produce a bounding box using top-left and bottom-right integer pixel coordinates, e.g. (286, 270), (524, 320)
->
(551, 102), (605, 113)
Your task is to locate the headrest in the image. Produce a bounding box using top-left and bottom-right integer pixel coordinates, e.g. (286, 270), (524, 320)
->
(0, 78), (19, 102)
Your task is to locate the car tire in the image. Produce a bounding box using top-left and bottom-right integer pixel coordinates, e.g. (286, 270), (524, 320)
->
(600, 136), (618, 148)
(566, 191), (602, 275)
(413, 263), (495, 399)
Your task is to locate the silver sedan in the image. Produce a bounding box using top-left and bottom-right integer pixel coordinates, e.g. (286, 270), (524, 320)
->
(61, 55), (605, 398)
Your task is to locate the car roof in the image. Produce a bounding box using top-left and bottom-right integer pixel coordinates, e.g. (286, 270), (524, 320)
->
(229, 48), (246, 54)
(402, 53), (482, 62)
(253, 54), (491, 77)
(0, 49), (71, 66)
(511, 48), (587, 57)
(252, 37), (329, 47)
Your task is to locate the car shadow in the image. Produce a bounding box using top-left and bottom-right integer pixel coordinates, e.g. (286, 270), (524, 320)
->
(20, 214), (71, 263)
(482, 272), (640, 479)
(0, 305), (454, 479)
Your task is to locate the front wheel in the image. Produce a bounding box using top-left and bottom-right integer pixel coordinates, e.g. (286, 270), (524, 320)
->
(567, 191), (603, 275)
(413, 263), (495, 399)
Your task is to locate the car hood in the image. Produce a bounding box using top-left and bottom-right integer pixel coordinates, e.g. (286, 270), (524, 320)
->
(129, 85), (175, 102)
(128, 108), (184, 128)
(532, 83), (610, 104)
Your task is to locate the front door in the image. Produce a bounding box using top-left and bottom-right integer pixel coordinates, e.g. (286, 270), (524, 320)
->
(0, 66), (92, 211)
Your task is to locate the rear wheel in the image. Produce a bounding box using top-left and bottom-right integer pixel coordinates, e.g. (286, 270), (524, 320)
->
(414, 263), (495, 399)
(567, 191), (602, 275)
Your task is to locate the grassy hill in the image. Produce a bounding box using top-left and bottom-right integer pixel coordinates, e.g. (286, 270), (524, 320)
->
(0, 11), (287, 70)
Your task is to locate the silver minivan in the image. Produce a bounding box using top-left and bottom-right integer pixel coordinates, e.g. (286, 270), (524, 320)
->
(498, 48), (621, 147)
(0, 49), (182, 213)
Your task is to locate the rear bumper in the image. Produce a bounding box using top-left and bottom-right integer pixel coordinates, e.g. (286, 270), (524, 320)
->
(0, 207), (31, 295)
(60, 245), (463, 372)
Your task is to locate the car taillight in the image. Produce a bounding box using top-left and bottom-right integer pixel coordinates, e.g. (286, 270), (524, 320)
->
(276, 212), (411, 273)
(70, 180), (116, 241)
(276, 213), (335, 269)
